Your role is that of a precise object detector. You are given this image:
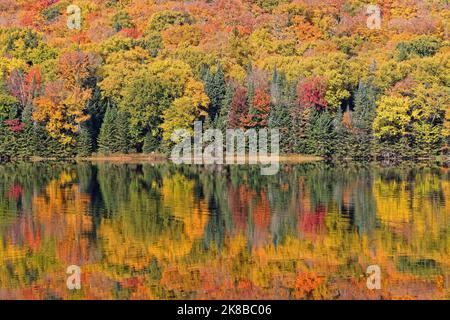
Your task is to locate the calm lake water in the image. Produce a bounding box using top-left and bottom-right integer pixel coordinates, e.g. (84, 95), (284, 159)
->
(0, 162), (448, 300)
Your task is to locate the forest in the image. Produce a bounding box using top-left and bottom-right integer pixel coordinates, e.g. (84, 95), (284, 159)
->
(0, 0), (449, 160)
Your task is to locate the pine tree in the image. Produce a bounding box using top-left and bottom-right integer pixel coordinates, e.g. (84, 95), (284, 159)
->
(304, 109), (335, 158)
(333, 107), (353, 159)
(269, 69), (295, 153)
(210, 63), (226, 121)
(77, 128), (93, 157)
(97, 105), (118, 154)
(0, 121), (11, 159)
(85, 87), (108, 150)
(351, 77), (378, 159)
(115, 110), (129, 154)
(30, 124), (50, 157)
(203, 63), (226, 122)
(216, 84), (234, 132)
(353, 79), (377, 130)
(143, 131), (158, 153)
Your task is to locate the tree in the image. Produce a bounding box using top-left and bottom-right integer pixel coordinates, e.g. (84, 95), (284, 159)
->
(77, 128), (93, 157)
(160, 80), (209, 140)
(241, 88), (270, 129)
(120, 59), (208, 145)
(204, 63), (226, 122)
(297, 76), (328, 111)
(396, 36), (442, 61)
(32, 51), (93, 145)
(216, 84), (234, 132)
(99, 47), (151, 104)
(146, 10), (194, 33)
(115, 110), (130, 154)
(143, 131), (159, 153)
(33, 81), (91, 145)
(97, 105), (118, 154)
(349, 77), (378, 159)
(269, 68), (295, 152)
(303, 109), (335, 158)
(228, 86), (248, 129)
(112, 12), (135, 32)
(7, 66), (42, 119)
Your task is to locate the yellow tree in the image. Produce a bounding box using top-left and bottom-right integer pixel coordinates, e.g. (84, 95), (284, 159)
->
(33, 51), (93, 144)
(161, 79), (209, 140)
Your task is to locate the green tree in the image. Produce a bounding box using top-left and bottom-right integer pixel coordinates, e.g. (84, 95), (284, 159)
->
(303, 109), (335, 158)
(143, 131), (159, 153)
(112, 12), (135, 32)
(115, 110), (130, 154)
(98, 105), (118, 154)
(77, 128), (93, 157)
(204, 63), (226, 121)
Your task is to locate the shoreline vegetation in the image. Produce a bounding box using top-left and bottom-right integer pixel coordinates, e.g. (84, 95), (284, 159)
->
(0, 2), (449, 166)
(1, 153), (448, 166)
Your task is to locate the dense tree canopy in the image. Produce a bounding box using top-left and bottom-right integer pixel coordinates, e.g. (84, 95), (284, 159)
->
(0, 0), (448, 159)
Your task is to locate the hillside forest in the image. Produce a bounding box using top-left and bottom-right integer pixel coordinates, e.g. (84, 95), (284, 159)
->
(0, 0), (449, 160)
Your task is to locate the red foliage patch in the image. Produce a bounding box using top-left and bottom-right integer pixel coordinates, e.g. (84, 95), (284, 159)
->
(4, 119), (25, 133)
(297, 76), (328, 111)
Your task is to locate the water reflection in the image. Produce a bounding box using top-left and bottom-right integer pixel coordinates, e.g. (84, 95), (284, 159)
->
(0, 162), (448, 299)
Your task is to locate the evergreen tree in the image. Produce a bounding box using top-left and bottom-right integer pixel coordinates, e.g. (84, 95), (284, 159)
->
(85, 87), (108, 150)
(77, 128), (93, 157)
(0, 121), (11, 159)
(351, 77), (378, 159)
(353, 79), (377, 130)
(216, 84), (234, 132)
(115, 110), (130, 154)
(210, 63), (226, 121)
(30, 124), (50, 157)
(269, 69), (293, 152)
(203, 63), (226, 122)
(333, 107), (353, 159)
(303, 109), (335, 158)
(98, 105), (118, 154)
(143, 131), (158, 153)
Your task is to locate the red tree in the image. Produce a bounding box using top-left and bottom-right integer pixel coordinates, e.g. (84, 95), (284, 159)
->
(7, 66), (42, 110)
(228, 86), (248, 128)
(297, 76), (328, 110)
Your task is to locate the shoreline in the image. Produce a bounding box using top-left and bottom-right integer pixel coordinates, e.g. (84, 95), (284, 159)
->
(1, 153), (448, 165)
(2, 153), (324, 164)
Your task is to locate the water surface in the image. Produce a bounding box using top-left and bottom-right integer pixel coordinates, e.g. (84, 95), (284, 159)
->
(0, 162), (448, 299)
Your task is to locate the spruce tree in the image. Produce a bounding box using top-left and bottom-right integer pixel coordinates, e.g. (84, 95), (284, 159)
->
(204, 63), (226, 122)
(115, 110), (129, 154)
(30, 124), (50, 157)
(97, 105), (118, 154)
(0, 121), (11, 159)
(210, 63), (226, 121)
(304, 109), (335, 158)
(77, 128), (93, 157)
(333, 108), (352, 159)
(269, 69), (293, 153)
(352, 77), (378, 159)
(216, 84), (234, 132)
(353, 79), (377, 130)
(86, 87), (108, 150)
(143, 131), (158, 153)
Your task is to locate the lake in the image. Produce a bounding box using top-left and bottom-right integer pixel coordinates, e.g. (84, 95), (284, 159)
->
(0, 161), (448, 299)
